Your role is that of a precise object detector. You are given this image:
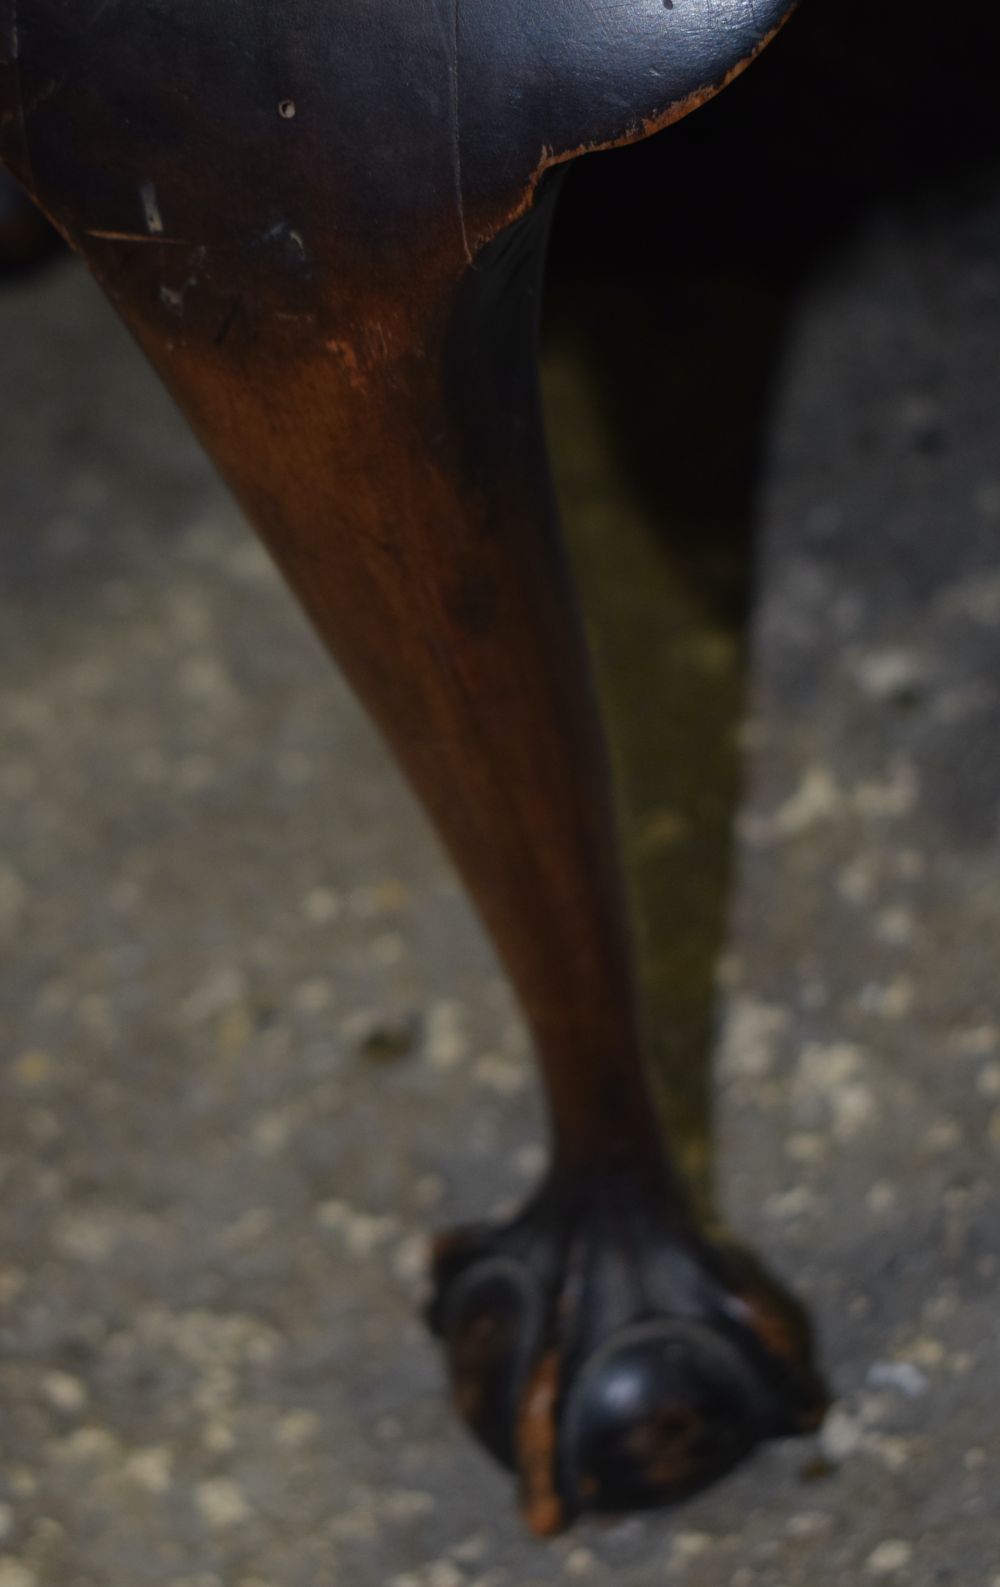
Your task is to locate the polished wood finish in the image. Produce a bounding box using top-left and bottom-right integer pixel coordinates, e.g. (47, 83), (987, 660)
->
(0, 0), (823, 1530)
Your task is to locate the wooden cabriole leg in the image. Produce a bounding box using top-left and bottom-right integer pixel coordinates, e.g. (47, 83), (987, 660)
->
(1, 0), (824, 1532)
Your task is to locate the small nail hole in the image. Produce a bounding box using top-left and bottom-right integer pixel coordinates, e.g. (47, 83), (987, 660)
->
(279, 99), (297, 119)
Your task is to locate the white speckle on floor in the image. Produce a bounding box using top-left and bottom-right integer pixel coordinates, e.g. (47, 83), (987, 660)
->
(866, 1540), (914, 1575)
(195, 1479), (252, 1530)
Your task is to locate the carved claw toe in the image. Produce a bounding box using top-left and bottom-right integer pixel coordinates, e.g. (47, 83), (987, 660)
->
(428, 1177), (826, 1534)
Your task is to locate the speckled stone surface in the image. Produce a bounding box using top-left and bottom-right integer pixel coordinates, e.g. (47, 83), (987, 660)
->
(2, 178), (1000, 1587)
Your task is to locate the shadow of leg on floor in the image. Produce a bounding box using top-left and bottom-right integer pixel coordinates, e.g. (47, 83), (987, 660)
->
(541, 0), (1000, 1218)
(543, 263), (789, 1214)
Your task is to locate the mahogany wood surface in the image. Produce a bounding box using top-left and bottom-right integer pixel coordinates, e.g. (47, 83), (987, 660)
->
(0, 0), (824, 1531)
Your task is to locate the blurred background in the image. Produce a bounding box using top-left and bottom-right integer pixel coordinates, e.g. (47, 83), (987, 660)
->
(1, 2), (999, 1583)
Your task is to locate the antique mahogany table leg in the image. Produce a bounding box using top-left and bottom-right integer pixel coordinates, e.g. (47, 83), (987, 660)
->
(1, 0), (825, 1532)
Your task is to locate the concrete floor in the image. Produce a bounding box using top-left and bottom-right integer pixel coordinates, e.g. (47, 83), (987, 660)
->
(1, 171), (999, 1584)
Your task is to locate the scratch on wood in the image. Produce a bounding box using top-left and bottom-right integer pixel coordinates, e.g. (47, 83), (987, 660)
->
(214, 293), (244, 346)
(85, 228), (194, 244)
(450, 0), (473, 266)
(140, 179), (164, 234)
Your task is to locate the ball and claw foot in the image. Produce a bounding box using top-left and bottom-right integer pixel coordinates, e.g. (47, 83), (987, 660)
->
(428, 1174), (827, 1535)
